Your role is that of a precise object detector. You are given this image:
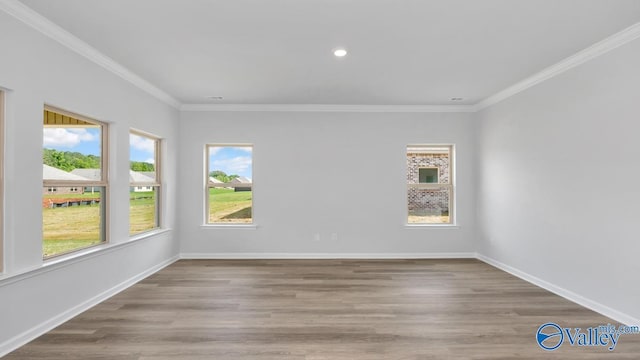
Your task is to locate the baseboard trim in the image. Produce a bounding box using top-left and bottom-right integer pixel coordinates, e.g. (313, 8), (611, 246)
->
(0, 255), (180, 358)
(476, 253), (640, 326)
(180, 252), (477, 260)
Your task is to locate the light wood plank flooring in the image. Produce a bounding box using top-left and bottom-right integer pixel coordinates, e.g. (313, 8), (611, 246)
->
(5, 259), (640, 359)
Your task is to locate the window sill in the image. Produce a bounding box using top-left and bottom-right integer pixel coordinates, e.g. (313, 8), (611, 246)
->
(45, 227), (173, 266)
(130, 228), (171, 241)
(0, 228), (172, 287)
(200, 224), (258, 230)
(404, 224), (459, 229)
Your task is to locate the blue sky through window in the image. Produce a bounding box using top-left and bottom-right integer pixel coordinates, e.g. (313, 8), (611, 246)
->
(130, 133), (156, 164)
(43, 127), (101, 156)
(209, 146), (252, 179)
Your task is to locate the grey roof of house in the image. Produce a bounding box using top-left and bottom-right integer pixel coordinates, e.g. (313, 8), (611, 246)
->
(140, 171), (156, 179)
(70, 168), (101, 181)
(43, 164), (91, 181)
(130, 170), (155, 183)
(231, 176), (251, 183)
(66, 168), (155, 183)
(209, 177), (223, 183)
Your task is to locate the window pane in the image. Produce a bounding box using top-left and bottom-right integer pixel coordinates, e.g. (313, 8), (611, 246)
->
(208, 145), (253, 224)
(42, 186), (105, 257)
(407, 145), (453, 225)
(408, 187), (451, 224)
(0, 91), (4, 270)
(208, 187), (253, 223)
(129, 133), (156, 181)
(130, 132), (159, 234)
(43, 110), (102, 181)
(407, 147), (450, 184)
(130, 186), (158, 234)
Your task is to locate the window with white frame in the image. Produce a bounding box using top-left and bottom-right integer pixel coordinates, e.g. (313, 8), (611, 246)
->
(0, 91), (4, 270)
(407, 145), (454, 224)
(42, 106), (108, 258)
(129, 131), (161, 235)
(206, 144), (253, 224)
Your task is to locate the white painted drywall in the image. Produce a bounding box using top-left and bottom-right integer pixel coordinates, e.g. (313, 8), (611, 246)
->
(3, 0), (638, 354)
(476, 37), (640, 321)
(178, 111), (476, 256)
(0, 11), (179, 351)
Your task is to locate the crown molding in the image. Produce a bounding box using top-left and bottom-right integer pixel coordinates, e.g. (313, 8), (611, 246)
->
(3, 0), (640, 114)
(475, 21), (640, 111)
(0, 0), (181, 109)
(180, 103), (477, 113)
(180, 21), (640, 113)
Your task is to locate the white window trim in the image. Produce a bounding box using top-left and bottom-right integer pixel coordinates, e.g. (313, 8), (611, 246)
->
(0, 91), (4, 271)
(43, 105), (109, 259)
(129, 129), (162, 236)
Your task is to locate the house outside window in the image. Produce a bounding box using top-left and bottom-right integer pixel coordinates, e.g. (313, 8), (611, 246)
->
(129, 131), (161, 235)
(206, 145), (253, 224)
(418, 168), (439, 183)
(407, 145), (454, 225)
(42, 106), (108, 258)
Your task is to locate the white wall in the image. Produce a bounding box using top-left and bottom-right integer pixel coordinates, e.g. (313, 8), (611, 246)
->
(179, 111), (476, 256)
(476, 38), (640, 322)
(3, 0), (637, 354)
(0, 11), (179, 352)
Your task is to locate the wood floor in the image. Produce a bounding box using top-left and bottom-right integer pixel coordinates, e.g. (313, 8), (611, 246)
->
(5, 259), (640, 359)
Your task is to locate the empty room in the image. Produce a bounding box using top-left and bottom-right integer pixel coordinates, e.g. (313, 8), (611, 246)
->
(1, 0), (639, 358)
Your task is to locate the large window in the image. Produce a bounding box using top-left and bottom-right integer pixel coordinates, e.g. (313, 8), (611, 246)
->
(407, 145), (454, 224)
(130, 131), (160, 235)
(42, 107), (107, 258)
(206, 145), (253, 224)
(0, 91), (4, 270)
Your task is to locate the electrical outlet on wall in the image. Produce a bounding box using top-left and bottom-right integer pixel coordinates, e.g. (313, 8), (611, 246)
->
(331, 233), (338, 241)
(313, 233), (321, 241)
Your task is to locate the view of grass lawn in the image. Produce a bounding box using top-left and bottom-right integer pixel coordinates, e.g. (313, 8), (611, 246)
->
(42, 191), (158, 257)
(408, 209), (450, 224)
(408, 214), (450, 224)
(209, 188), (252, 223)
(43, 201), (102, 257)
(130, 191), (157, 234)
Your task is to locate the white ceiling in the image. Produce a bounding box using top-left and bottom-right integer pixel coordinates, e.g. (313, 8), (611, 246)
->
(17, 0), (640, 106)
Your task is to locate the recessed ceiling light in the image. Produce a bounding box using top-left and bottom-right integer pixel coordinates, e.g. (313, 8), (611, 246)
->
(333, 48), (347, 57)
(206, 96), (223, 100)
(450, 97), (464, 101)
